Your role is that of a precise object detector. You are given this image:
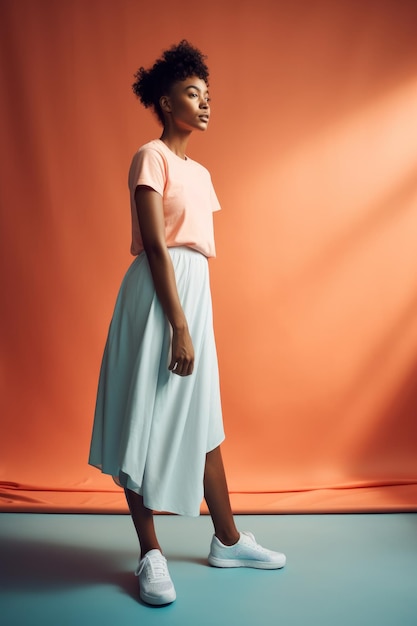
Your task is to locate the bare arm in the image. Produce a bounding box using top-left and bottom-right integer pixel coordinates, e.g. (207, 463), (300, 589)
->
(135, 186), (194, 376)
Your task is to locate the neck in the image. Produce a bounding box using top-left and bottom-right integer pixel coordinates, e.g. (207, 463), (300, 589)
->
(159, 128), (191, 160)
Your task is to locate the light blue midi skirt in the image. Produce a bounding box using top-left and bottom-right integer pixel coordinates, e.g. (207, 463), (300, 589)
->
(89, 247), (225, 516)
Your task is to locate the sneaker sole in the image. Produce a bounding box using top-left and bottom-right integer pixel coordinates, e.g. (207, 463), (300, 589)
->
(208, 555), (286, 569)
(140, 589), (177, 606)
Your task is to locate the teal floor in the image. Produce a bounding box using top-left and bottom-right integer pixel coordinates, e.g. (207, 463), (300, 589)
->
(1, 513), (416, 626)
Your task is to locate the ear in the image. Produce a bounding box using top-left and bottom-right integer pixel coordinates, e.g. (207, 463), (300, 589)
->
(159, 95), (172, 114)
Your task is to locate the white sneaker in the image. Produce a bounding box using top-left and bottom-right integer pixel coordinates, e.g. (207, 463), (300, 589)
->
(135, 549), (176, 605)
(208, 531), (286, 569)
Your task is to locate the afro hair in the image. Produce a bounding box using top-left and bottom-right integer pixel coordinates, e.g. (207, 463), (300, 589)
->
(132, 40), (209, 124)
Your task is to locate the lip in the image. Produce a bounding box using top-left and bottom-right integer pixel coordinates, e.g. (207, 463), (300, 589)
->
(198, 115), (209, 122)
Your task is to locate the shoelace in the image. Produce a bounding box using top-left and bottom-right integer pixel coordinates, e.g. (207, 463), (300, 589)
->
(241, 531), (269, 553)
(136, 553), (169, 580)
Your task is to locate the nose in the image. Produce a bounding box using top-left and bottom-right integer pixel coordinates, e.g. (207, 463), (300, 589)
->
(200, 98), (209, 109)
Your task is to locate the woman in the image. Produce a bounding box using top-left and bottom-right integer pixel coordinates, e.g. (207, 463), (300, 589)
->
(89, 40), (286, 606)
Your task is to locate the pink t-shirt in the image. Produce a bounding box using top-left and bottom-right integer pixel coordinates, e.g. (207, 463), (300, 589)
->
(128, 139), (221, 258)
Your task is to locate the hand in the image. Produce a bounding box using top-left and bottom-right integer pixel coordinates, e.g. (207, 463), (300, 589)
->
(169, 327), (195, 376)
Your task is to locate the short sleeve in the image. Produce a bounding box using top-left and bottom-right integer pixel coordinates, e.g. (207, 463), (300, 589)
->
(128, 147), (167, 196)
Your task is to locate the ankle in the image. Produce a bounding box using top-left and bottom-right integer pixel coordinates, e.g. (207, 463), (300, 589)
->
(140, 543), (162, 560)
(215, 531), (240, 546)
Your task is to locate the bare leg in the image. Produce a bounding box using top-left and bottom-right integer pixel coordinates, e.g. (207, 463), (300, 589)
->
(204, 446), (240, 546)
(124, 489), (162, 559)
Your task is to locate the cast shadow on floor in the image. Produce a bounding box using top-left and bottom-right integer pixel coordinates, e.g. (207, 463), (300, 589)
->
(0, 536), (208, 601)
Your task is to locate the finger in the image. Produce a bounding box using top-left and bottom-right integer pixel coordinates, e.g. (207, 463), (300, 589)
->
(178, 360), (193, 377)
(175, 359), (192, 376)
(170, 358), (184, 375)
(168, 356), (179, 371)
(169, 357), (194, 376)
(177, 360), (188, 376)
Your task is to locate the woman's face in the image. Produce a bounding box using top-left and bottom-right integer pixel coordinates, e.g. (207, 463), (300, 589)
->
(161, 76), (210, 131)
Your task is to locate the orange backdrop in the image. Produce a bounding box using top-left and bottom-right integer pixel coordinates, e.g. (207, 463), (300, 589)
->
(1, 0), (417, 513)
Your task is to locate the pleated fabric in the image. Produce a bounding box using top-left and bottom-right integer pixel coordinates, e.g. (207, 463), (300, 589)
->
(89, 247), (225, 516)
